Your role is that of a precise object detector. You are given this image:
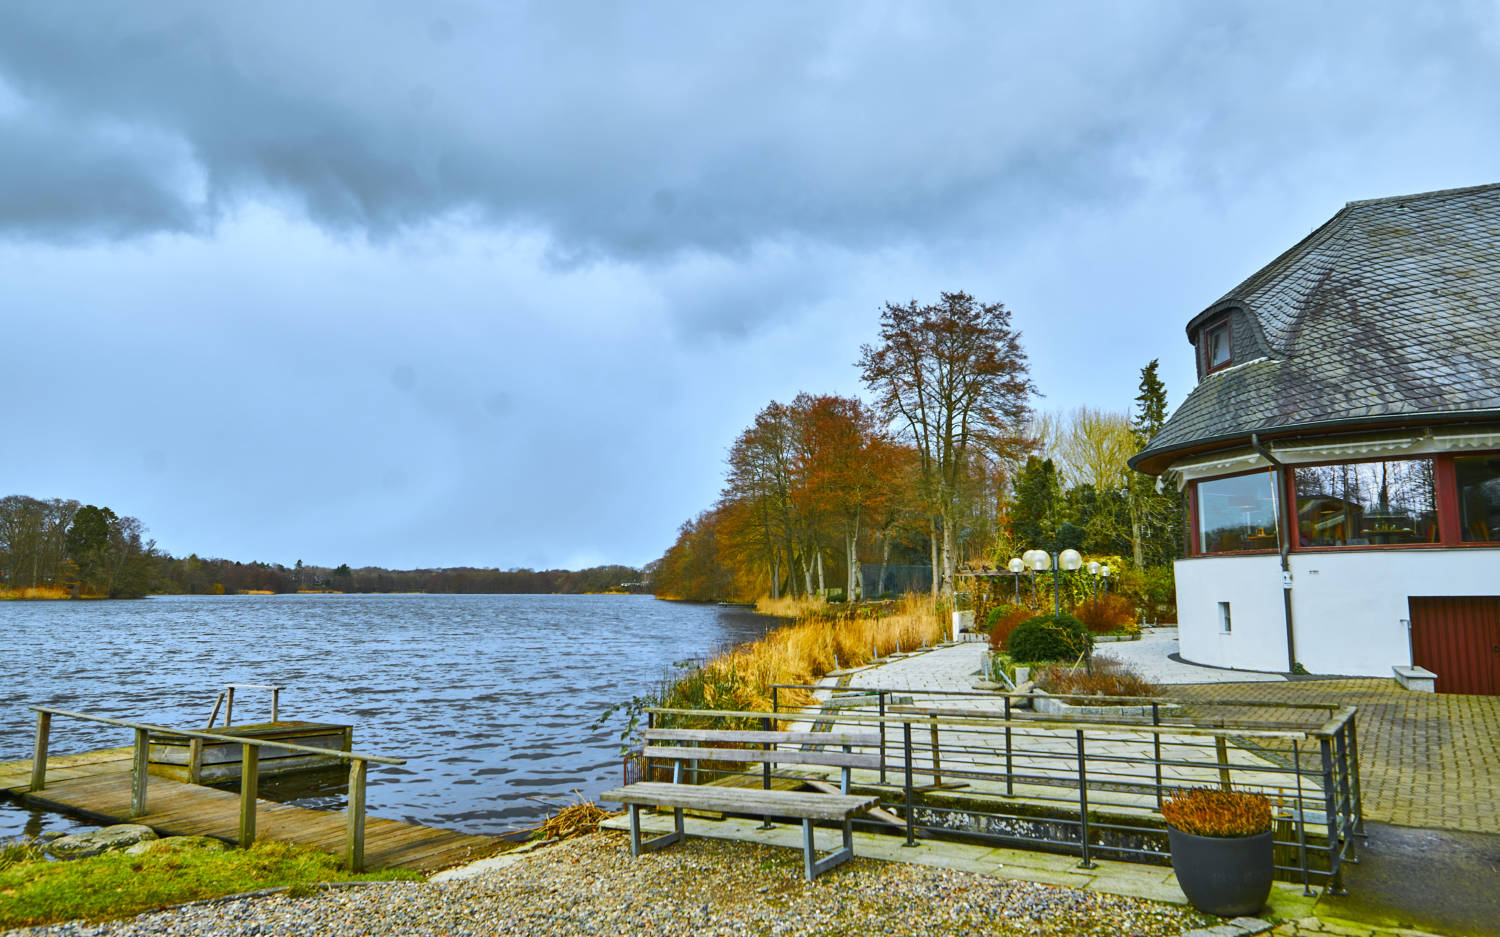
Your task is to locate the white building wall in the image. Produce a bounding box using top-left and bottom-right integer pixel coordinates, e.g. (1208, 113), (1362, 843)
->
(1175, 555), (1287, 673)
(1176, 550), (1500, 676)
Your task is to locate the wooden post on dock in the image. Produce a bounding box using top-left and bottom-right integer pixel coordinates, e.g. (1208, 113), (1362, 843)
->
(239, 744), (258, 845)
(346, 759), (367, 872)
(30, 711), (50, 792)
(131, 729), (149, 816)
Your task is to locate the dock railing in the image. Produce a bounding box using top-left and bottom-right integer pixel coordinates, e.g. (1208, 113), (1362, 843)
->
(27, 706), (405, 871)
(643, 687), (1364, 894)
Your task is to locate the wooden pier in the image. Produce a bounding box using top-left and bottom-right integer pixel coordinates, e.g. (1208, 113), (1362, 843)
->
(2, 707), (506, 874)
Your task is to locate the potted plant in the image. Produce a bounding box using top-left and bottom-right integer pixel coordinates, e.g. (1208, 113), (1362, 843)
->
(1161, 787), (1274, 917)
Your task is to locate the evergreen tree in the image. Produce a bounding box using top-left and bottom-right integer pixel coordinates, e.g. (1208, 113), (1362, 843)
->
(1127, 359), (1184, 567)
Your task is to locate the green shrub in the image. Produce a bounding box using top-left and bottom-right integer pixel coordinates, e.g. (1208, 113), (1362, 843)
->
(1005, 613), (1094, 662)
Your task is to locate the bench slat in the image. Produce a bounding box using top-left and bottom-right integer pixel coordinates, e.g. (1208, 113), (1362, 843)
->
(641, 745), (880, 769)
(645, 729), (880, 747)
(600, 782), (877, 822)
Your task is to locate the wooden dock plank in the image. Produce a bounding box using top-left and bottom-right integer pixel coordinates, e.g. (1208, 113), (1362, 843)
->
(3, 756), (506, 873)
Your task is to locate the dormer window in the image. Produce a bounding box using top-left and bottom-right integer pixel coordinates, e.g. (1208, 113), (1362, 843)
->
(1204, 319), (1231, 372)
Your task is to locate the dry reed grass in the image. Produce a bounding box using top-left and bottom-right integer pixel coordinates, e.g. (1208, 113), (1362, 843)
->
(535, 800), (620, 841)
(754, 594), (827, 619)
(663, 594), (942, 715)
(0, 586), (72, 600)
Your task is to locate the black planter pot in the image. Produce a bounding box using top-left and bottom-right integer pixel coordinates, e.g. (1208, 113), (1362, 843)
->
(1167, 827), (1274, 917)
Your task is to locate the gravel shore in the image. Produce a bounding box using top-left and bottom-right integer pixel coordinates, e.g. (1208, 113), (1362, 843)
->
(9, 831), (1211, 937)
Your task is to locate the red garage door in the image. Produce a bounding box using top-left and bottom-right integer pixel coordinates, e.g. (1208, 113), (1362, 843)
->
(1409, 596), (1500, 695)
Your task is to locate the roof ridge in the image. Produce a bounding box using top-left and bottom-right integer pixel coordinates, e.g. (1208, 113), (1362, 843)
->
(1344, 181), (1500, 209)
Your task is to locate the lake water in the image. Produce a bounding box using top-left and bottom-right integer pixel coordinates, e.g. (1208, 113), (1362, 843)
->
(0, 594), (775, 842)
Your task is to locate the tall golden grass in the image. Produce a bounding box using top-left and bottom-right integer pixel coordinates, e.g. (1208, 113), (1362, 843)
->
(0, 586), (72, 600)
(754, 594), (827, 619)
(661, 594), (943, 717)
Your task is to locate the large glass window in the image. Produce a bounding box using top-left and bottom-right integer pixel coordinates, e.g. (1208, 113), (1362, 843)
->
(1293, 459), (1437, 547)
(1197, 472), (1278, 553)
(1456, 454), (1500, 543)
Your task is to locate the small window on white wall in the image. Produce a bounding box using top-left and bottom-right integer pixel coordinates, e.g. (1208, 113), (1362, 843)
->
(1218, 602), (1232, 633)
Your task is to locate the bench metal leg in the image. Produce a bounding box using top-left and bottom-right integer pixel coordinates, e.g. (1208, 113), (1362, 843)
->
(802, 817), (856, 881)
(628, 804), (684, 857)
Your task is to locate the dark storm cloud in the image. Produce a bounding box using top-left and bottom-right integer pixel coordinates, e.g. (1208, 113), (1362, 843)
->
(8, 2), (1493, 265)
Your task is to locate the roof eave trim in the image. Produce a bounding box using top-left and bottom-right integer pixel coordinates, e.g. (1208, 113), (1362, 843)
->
(1128, 408), (1500, 475)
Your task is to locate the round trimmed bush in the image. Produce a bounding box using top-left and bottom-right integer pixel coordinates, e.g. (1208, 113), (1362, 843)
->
(1005, 613), (1094, 662)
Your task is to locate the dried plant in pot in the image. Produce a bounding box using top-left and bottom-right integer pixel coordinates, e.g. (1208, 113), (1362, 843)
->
(1161, 787), (1274, 917)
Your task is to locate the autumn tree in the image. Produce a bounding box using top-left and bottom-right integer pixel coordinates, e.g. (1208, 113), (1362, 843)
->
(722, 401), (798, 597)
(791, 394), (900, 601)
(859, 292), (1034, 597)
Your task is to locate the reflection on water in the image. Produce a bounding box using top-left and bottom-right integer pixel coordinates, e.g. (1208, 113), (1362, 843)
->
(0, 594), (774, 841)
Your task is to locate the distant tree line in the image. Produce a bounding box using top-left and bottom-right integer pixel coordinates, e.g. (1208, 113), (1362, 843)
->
(1, 495), (643, 598)
(154, 558), (644, 596)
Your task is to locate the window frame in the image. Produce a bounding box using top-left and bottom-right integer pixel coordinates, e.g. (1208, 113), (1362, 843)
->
(1446, 451), (1500, 546)
(1286, 455), (1444, 552)
(1182, 447), (1500, 559)
(1189, 467), (1281, 557)
(1202, 318), (1233, 374)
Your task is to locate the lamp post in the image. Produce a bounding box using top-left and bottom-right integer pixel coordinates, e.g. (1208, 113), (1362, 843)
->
(1022, 548), (1083, 616)
(1007, 557), (1024, 602)
(1084, 562), (1112, 615)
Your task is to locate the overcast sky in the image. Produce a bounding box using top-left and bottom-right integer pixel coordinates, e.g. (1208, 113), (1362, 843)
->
(3, 2), (1497, 570)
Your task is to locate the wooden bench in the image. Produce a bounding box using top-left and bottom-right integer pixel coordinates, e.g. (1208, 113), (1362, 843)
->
(600, 727), (881, 880)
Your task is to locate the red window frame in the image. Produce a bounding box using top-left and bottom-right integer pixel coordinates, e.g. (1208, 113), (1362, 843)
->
(1188, 468), (1281, 557)
(1203, 319), (1233, 374)
(1284, 455), (1445, 552)
(1183, 448), (1500, 558)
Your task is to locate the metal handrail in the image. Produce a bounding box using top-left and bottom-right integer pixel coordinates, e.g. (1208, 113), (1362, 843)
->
(27, 705), (403, 871)
(638, 698), (1362, 893)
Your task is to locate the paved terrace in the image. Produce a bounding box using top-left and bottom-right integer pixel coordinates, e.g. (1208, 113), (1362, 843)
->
(787, 641), (1324, 819)
(839, 633), (1500, 836)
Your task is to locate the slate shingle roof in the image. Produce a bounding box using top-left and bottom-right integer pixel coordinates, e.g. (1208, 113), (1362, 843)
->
(1132, 183), (1500, 474)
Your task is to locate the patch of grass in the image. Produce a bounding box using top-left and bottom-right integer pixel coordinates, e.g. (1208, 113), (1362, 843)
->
(0, 839), (419, 930)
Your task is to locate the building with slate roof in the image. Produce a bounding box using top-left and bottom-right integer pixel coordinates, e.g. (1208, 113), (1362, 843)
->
(1129, 183), (1500, 692)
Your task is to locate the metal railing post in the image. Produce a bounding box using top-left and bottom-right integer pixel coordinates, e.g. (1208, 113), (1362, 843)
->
(1319, 737), (1345, 895)
(130, 728), (149, 817)
(1003, 694), (1013, 798)
(1151, 702), (1164, 809)
(29, 711), (49, 792)
(271, 688), (281, 723)
(878, 692), (887, 785)
(1334, 725), (1357, 863)
(1345, 718), (1366, 836)
(346, 758), (367, 872)
(902, 720), (916, 847)
(239, 743), (258, 845)
(1076, 730), (1095, 869)
(928, 716), (942, 787)
(1293, 740), (1313, 896)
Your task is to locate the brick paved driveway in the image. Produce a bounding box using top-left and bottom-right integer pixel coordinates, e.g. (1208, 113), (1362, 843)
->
(1175, 680), (1500, 834)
